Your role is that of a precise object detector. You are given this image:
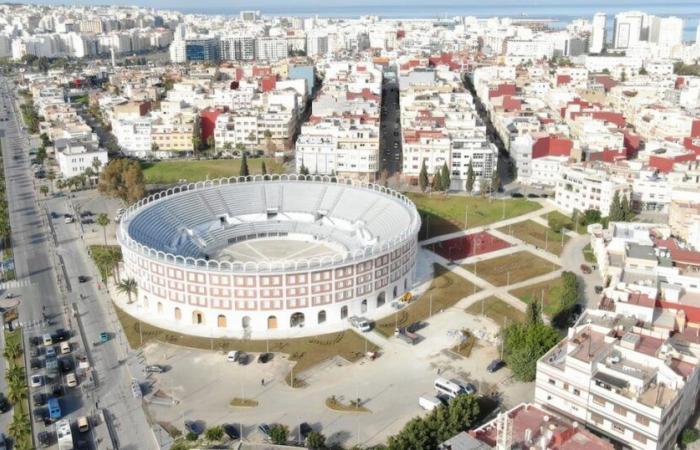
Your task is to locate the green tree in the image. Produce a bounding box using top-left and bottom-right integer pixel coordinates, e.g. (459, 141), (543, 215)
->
(430, 170), (441, 191)
(240, 152), (250, 177)
(206, 135), (215, 149)
(299, 160), (310, 176)
(479, 179), (489, 196)
(681, 428), (700, 445)
(39, 185), (49, 196)
(261, 160), (267, 176)
(306, 431), (327, 449)
(117, 278), (138, 304)
(491, 170), (500, 193)
(8, 411), (30, 442)
(526, 301), (542, 325)
(503, 322), (561, 381)
(609, 191), (623, 221)
(96, 213), (110, 245)
(6, 376), (27, 405)
(439, 162), (450, 191)
(418, 160), (429, 192)
(269, 424), (289, 445)
(620, 194), (633, 221)
(465, 160), (475, 193)
(205, 426), (224, 441)
(185, 431), (198, 441)
(6, 364), (25, 385)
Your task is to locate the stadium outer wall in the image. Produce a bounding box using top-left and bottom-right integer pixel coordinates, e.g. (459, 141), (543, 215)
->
(115, 175), (421, 339)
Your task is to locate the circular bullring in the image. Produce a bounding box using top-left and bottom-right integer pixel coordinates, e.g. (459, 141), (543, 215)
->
(116, 175), (421, 338)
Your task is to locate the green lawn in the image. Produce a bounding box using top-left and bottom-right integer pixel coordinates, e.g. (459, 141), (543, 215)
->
(545, 210), (586, 234)
(498, 220), (570, 256)
(462, 251), (559, 287)
(374, 263), (480, 337)
(405, 193), (541, 239)
(141, 158), (284, 184)
(510, 276), (566, 317)
(465, 296), (526, 326)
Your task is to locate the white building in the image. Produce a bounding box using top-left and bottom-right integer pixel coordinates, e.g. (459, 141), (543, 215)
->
(554, 162), (631, 216)
(112, 116), (152, 158)
(648, 16), (683, 48)
(56, 145), (108, 178)
(536, 309), (700, 450)
(613, 11), (646, 49)
(590, 12), (607, 54)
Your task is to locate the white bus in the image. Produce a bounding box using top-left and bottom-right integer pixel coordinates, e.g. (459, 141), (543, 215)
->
(434, 377), (464, 399)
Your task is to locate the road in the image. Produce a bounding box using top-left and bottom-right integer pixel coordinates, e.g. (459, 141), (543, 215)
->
(0, 77), (154, 449)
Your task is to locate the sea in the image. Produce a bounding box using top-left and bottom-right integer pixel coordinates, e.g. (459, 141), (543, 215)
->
(171, 0), (700, 41)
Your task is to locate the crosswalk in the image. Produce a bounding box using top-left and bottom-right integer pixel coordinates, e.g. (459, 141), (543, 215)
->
(0, 278), (31, 290)
(17, 318), (52, 330)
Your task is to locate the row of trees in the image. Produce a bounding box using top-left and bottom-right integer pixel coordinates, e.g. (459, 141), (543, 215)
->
(97, 159), (146, 204)
(19, 103), (40, 134)
(609, 191), (634, 222)
(3, 330), (32, 450)
(0, 143), (13, 280)
(502, 303), (561, 382)
(551, 271), (580, 329)
(418, 160), (500, 195)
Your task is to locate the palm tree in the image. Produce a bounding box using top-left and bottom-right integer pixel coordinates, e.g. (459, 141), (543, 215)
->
(117, 278), (138, 304)
(3, 339), (22, 361)
(39, 185), (49, 196)
(96, 213), (110, 245)
(6, 377), (27, 405)
(46, 169), (55, 194)
(8, 411), (30, 441)
(6, 364), (25, 385)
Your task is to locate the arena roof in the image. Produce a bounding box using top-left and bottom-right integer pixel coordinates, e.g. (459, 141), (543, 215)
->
(118, 175), (421, 272)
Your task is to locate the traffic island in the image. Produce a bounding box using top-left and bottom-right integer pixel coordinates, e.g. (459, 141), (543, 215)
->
(325, 396), (370, 413)
(229, 397), (259, 408)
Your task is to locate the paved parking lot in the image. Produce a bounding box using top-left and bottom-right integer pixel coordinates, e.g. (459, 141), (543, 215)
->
(143, 306), (532, 447)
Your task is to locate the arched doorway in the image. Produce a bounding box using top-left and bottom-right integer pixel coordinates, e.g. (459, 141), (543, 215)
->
(393, 286), (398, 298)
(318, 310), (327, 324)
(377, 291), (386, 308)
(174, 307), (182, 321)
(192, 310), (204, 325)
(217, 315), (227, 328)
(340, 305), (348, 319)
(157, 302), (163, 314)
(267, 315), (278, 329)
(360, 299), (368, 313)
(242, 316), (251, 329)
(290, 312), (305, 328)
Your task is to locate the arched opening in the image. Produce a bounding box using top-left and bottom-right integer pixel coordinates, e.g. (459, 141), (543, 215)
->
(192, 310), (204, 325)
(404, 278), (408, 290)
(290, 312), (305, 328)
(340, 305), (348, 319)
(318, 310), (327, 324)
(267, 315), (278, 329)
(174, 307), (182, 321)
(377, 291), (386, 308)
(393, 286), (398, 298)
(242, 316), (251, 329)
(361, 299), (368, 313)
(217, 315), (227, 328)
(157, 302), (163, 314)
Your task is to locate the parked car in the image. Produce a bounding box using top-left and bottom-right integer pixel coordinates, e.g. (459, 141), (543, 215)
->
(0, 394), (9, 413)
(487, 359), (505, 373)
(30, 374), (43, 387)
(258, 424), (271, 439)
(37, 430), (52, 447)
(131, 379), (142, 398)
(0, 432), (6, 450)
(185, 420), (202, 435)
(52, 329), (70, 342)
(45, 346), (56, 358)
(65, 372), (77, 388)
(594, 285), (604, 294)
(237, 352), (249, 365)
(77, 275), (88, 283)
(511, 193), (524, 198)
(30, 358), (42, 370)
(145, 364), (164, 373)
(223, 424), (240, 440)
(33, 392), (47, 406)
(580, 264), (592, 274)
(299, 422), (312, 440)
(257, 352), (273, 364)
(226, 351), (239, 362)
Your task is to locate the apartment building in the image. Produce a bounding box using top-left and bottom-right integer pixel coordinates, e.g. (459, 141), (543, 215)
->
(536, 309), (700, 450)
(554, 162), (631, 216)
(56, 144), (108, 178)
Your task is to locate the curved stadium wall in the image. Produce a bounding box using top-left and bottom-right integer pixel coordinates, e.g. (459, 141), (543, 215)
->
(116, 174), (421, 338)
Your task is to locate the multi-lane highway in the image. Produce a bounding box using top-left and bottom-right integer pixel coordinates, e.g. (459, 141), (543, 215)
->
(0, 77), (153, 449)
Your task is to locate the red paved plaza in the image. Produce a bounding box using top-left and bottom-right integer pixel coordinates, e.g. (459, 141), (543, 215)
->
(429, 231), (512, 261)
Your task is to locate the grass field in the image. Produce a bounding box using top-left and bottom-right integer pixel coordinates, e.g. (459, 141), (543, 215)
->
(374, 263), (480, 337)
(115, 305), (377, 386)
(498, 220), (570, 256)
(462, 251), (559, 287)
(465, 296), (526, 326)
(141, 158), (284, 184)
(510, 276), (566, 317)
(544, 210), (585, 234)
(405, 193), (541, 239)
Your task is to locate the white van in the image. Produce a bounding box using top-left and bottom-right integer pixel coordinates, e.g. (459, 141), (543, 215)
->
(418, 395), (443, 411)
(42, 334), (53, 346)
(66, 372), (78, 387)
(60, 342), (70, 355)
(434, 377), (464, 399)
(77, 416), (90, 433)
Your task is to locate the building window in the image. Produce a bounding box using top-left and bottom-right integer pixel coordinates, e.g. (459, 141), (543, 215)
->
(591, 413), (603, 424)
(613, 404), (627, 417)
(593, 395), (605, 406)
(633, 432), (647, 444)
(612, 423), (625, 434)
(636, 415), (649, 426)
(548, 378), (556, 385)
(573, 388), (580, 396)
